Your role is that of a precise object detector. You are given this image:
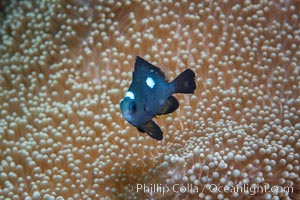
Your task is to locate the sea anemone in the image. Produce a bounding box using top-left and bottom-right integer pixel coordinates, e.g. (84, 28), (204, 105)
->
(0, 0), (299, 199)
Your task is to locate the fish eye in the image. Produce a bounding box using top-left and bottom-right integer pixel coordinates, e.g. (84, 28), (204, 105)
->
(129, 102), (137, 114)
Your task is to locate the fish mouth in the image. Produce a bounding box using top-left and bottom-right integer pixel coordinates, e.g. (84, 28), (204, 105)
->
(120, 100), (135, 125)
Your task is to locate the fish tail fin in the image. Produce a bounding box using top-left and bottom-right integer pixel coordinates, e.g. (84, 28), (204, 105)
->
(172, 69), (196, 94)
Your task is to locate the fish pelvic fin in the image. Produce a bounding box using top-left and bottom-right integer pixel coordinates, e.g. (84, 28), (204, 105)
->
(138, 120), (163, 141)
(172, 69), (196, 94)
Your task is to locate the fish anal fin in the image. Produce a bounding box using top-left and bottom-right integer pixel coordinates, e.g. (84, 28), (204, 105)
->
(158, 96), (179, 115)
(140, 120), (163, 140)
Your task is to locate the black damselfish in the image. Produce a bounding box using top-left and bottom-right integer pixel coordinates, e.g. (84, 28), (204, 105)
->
(120, 56), (196, 140)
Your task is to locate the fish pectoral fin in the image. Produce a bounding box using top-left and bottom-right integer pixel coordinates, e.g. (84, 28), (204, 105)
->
(140, 120), (163, 141)
(158, 96), (179, 115)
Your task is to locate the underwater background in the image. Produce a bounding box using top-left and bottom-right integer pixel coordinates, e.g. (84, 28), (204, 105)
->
(0, 0), (299, 199)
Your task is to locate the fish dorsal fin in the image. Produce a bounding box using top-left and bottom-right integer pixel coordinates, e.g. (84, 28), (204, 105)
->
(138, 120), (163, 140)
(134, 56), (166, 80)
(158, 96), (179, 115)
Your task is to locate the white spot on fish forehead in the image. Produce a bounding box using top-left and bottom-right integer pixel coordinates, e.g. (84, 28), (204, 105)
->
(146, 77), (156, 89)
(125, 91), (135, 100)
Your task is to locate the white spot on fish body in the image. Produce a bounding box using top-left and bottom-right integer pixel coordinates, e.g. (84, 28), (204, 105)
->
(146, 77), (156, 89)
(125, 91), (135, 100)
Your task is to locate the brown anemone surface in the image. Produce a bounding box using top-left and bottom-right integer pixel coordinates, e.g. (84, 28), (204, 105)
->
(0, 0), (299, 199)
